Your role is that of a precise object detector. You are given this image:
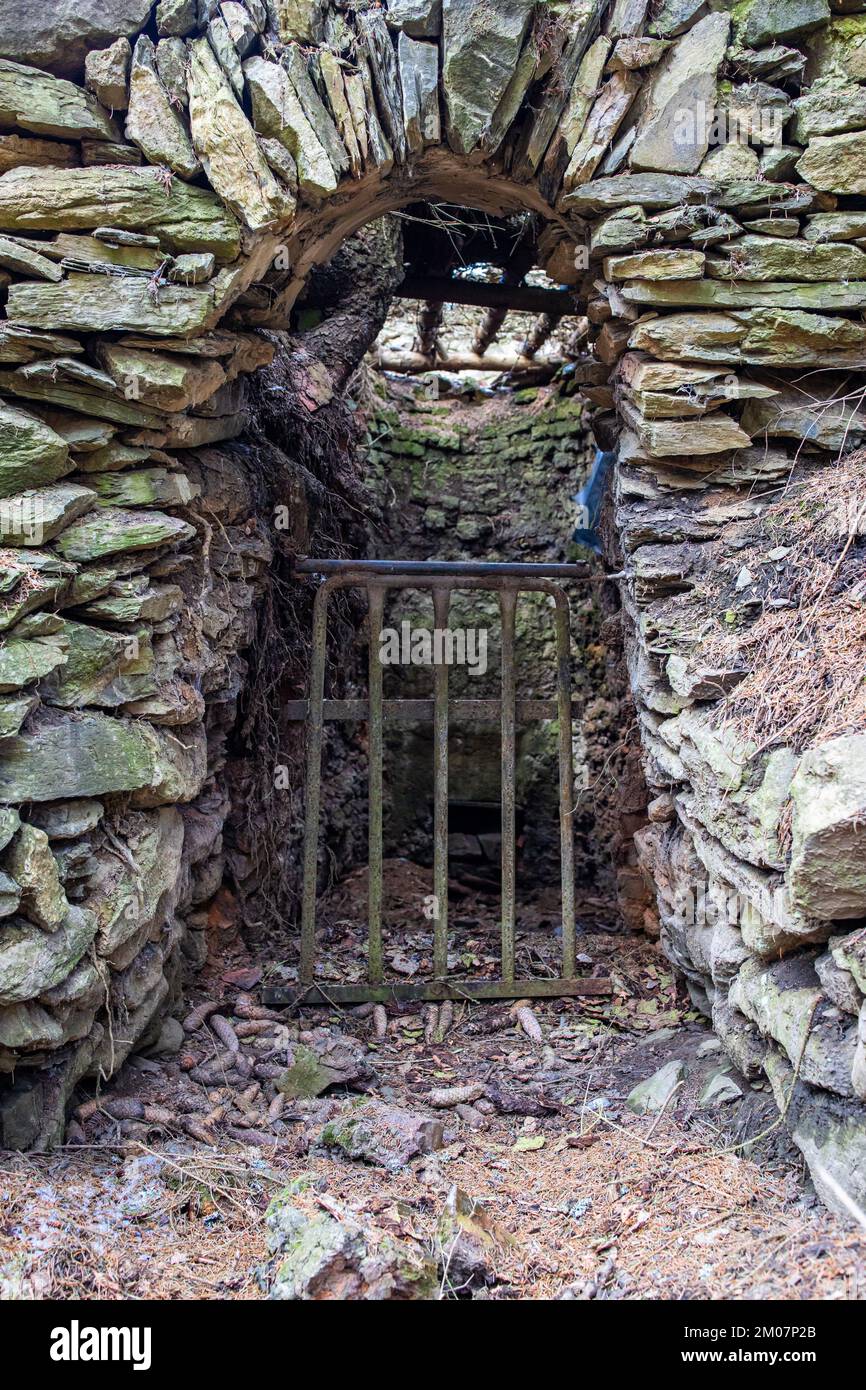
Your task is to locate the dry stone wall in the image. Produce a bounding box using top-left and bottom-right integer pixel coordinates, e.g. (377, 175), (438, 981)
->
(0, 0), (862, 1212)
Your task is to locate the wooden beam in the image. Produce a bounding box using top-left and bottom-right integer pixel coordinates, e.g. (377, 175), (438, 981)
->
(520, 311), (562, 360)
(473, 304), (509, 356)
(377, 348), (566, 375)
(413, 299), (444, 357)
(395, 275), (577, 316)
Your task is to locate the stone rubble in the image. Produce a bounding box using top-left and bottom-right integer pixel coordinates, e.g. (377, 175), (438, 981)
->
(262, 1185), (438, 1299)
(316, 1097), (445, 1172)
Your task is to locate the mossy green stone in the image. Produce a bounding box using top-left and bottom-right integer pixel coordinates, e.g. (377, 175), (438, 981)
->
(276, 1044), (336, 1099)
(38, 619), (132, 708)
(0, 905), (97, 1005)
(61, 565), (121, 607)
(0, 402), (70, 498)
(0, 484), (95, 547)
(0, 166), (241, 259)
(805, 14), (866, 83)
(0, 808), (18, 852)
(187, 41), (292, 232)
(0, 59), (120, 142)
(29, 799), (103, 839)
(3, 822), (68, 931)
(56, 507), (194, 561)
(6, 275), (216, 342)
(0, 714), (157, 802)
(89, 468), (196, 509)
(99, 344), (225, 412)
(0, 1000), (62, 1049)
(0, 635), (67, 692)
(0, 869), (18, 918)
(0, 695), (36, 737)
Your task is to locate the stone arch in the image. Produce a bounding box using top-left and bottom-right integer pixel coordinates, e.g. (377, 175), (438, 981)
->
(0, 0), (865, 1212)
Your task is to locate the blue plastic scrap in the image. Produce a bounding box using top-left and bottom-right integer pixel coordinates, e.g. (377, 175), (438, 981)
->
(572, 449), (616, 553)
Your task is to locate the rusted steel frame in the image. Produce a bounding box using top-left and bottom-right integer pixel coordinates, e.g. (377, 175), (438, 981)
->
(492, 578), (578, 983)
(499, 587), (518, 985)
(299, 574), (344, 986)
(264, 976), (613, 1008)
(284, 697), (579, 722)
(294, 558), (591, 579)
(297, 573), (578, 597)
(432, 584), (450, 980)
(367, 583), (385, 985)
(553, 588), (577, 977)
(296, 570), (580, 998)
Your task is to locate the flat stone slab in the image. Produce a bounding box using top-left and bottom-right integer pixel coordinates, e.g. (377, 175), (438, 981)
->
(317, 1098), (444, 1171)
(0, 166), (240, 259)
(698, 1070), (744, 1107)
(0, 59), (119, 141)
(277, 1029), (373, 1099)
(627, 1058), (687, 1113)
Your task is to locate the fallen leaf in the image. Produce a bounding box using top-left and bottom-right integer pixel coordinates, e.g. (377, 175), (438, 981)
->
(222, 966), (261, 989)
(566, 1133), (599, 1150)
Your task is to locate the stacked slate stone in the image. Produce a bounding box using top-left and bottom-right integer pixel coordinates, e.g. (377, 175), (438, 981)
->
(566, 0), (866, 1213)
(0, 0), (861, 1209)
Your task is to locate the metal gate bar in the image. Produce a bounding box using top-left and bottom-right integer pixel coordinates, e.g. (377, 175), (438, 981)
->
(500, 587), (517, 986)
(266, 558), (612, 1008)
(367, 585), (384, 986)
(432, 584), (450, 981)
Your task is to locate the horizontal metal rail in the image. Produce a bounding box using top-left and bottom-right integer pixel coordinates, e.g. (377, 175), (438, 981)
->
(265, 977), (613, 1007)
(294, 558), (593, 578)
(284, 697), (581, 723)
(272, 561), (608, 1009)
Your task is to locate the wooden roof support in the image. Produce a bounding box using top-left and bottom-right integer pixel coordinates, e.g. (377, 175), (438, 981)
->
(377, 348), (565, 380)
(472, 304), (509, 356)
(413, 298), (444, 358)
(395, 275), (576, 317)
(520, 312), (562, 361)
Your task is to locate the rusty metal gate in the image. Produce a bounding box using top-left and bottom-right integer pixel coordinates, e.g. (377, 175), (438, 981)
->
(265, 558), (612, 1008)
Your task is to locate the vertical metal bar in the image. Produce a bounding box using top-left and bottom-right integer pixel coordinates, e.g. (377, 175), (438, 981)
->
(499, 587), (517, 986)
(367, 584), (385, 985)
(553, 589), (576, 978)
(299, 581), (331, 986)
(432, 585), (451, 980)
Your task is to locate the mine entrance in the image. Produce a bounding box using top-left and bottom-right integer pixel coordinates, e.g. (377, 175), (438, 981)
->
(262, 200), (645, 1007)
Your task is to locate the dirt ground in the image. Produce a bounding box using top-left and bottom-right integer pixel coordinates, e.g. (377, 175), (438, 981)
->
(2, 861), (865, 1301)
